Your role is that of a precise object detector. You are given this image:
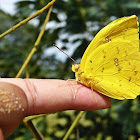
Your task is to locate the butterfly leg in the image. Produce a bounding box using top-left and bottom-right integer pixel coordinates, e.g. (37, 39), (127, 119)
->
(91, 87), (98, 103)
(67, 79), (81, 99)
(56, 79), (78, 99)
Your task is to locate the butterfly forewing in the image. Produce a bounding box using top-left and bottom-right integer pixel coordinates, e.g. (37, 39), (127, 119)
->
(80, 15), (139, 72)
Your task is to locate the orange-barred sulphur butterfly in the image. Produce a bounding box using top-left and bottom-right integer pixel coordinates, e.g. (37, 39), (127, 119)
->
(72, 15), (139, 100)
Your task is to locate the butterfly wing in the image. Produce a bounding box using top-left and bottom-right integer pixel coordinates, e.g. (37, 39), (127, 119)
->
(84, 41), (140, 99)
(78, 15), (139, 99)
(80, 15), (139, 72)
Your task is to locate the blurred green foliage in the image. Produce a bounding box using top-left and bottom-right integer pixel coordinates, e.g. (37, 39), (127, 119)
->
(1, 0), (140, 139)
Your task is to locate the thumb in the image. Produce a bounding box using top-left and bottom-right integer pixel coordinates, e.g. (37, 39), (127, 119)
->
(0, 82), (28, 139)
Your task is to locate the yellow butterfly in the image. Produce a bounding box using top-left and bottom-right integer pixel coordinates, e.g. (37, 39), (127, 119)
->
(72, 15), (140, 100)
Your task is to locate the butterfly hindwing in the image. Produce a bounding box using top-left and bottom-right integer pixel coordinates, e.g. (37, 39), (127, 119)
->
(83, 40), (140, 99)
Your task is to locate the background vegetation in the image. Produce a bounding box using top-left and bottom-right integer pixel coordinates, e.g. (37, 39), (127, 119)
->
(1, 0), (140, 139)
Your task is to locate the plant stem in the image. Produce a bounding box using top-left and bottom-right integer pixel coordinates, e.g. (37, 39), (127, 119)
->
(26, 64), (30, 78)
(15, 3), (54, 140)
(23, 63), (44, 139)
(0, 0), (56, 39)
(16, 5), (53, 78)
(23, 119), (45, 140)
(23, 114), (48, 139)
(63, 111), (85, 140)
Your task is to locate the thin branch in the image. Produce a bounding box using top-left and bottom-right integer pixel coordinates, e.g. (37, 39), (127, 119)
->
(23, 119), (45, 140)
(26, 64), (30, 78)
(24, 64), (45, 139)
(16, 6), (53, 78)
(63, 111), (85, 140)
(15, 4), (54, 140)
(0, 0), (56, 39)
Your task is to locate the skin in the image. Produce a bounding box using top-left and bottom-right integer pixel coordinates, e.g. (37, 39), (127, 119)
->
(0, 78), (111, 139)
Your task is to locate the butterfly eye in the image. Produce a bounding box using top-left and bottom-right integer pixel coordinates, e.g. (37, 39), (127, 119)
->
(72, 64), (80, 72)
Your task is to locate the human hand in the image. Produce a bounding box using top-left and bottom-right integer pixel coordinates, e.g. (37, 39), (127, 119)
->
(0, 78), (111, 139)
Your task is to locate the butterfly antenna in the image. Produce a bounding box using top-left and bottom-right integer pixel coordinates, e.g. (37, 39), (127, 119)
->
(53, 44), (78, 65)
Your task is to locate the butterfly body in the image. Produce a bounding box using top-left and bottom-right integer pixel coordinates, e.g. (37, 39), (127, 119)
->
(72, 15), (140, 100)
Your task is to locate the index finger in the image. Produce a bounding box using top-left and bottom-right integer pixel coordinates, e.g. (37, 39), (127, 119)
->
(0, 78), (111, 115)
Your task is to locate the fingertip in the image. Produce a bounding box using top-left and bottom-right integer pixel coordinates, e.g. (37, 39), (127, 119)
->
(67, 82), (111, 111)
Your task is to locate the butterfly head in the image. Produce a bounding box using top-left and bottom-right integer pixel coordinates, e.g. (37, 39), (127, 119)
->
(72, 64), (81, 82)
(72, 64), (80, 72)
